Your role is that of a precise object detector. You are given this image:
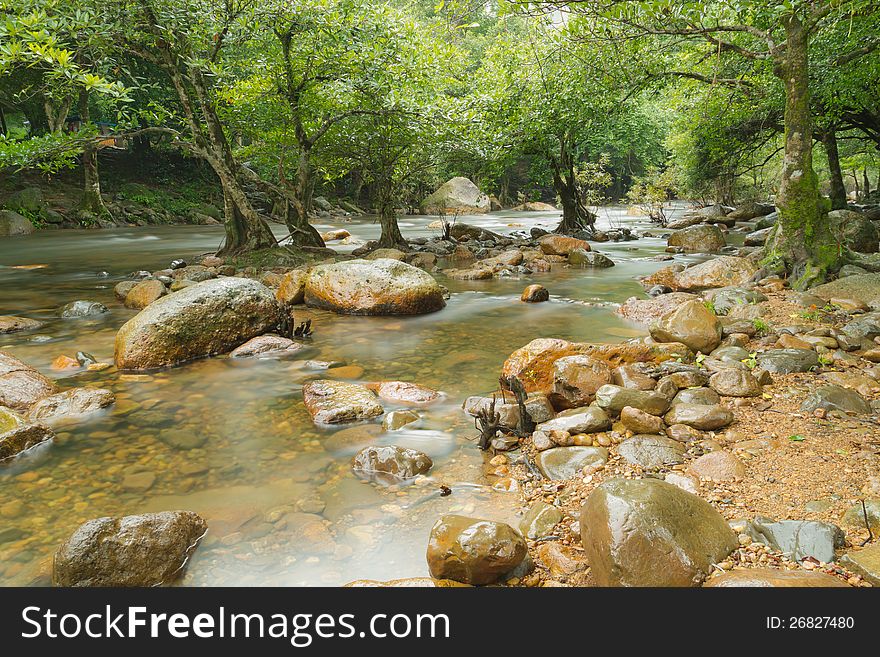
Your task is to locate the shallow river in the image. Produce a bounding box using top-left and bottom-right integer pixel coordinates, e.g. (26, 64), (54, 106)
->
(0, 206), (694, 586)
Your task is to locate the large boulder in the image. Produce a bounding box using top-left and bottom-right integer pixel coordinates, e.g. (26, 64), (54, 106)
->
(0, 350), (57, 411)
(426, 515), (527, 585)
(0, 209), (35, 236)
(580, 478), (737, 586)
(53, 511), (208, 586)
(549, 355), (613, 409)
(304, 259), (445, 316)
(726, 201), (775, 221)
(535, 446), (608, 479)
(538, 234), (591, 256)
(502, 338), (689, 395)
(421, 177), (490, 214)
(617, 292), (699, 325)
(808, 273), (880, 310)
(828, 209), (879, 253)
(756, 348), (819, 373)
(0, 407), (55, 461)
(650, 299), (722, 353)
(667, 224), (725, 253)
(671, 256), (758, 291)
(29, 387), (115, 422)
(114, 277), (281, 370)
(303, 379), (384, 425)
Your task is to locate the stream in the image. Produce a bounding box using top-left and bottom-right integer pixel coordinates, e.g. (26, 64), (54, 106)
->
(0, 206), (696, 586)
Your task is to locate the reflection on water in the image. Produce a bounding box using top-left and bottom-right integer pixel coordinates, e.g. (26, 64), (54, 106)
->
(1, 207), (681, 586)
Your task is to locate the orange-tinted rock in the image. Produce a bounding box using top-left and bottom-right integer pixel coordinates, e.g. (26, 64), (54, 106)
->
(275, 270), (308, 306)
(521, 284), (549, 303)
(367, 380), (440, 405)
(704, 569), (849, 587)
(538, 234), (591, 256)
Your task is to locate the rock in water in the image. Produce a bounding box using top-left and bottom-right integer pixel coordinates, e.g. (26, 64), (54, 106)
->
(421, 177), (490, 214)
(53, 511), (208, 586)
(28, 387), (115, 421)
(521, 284), (549, 303)
(228, 335), (304, 359)
(124, 279), (166, 309)
(114, 278), (281, 370)
(60, 300), (109, 318)
(650, 299), (722, 353)
(303, 379), (384, 425)
(0, 407), (55, 461)
(0, 316), (43, 334)
(0, 350), (57, 411)
(352, 445), (432, 484)
(667, 224), (725, 253)
(0, 209), (35, 236)
(580, 478), (737, 586)
(426, 515), (527, 585)
(304, 259), (445, 315)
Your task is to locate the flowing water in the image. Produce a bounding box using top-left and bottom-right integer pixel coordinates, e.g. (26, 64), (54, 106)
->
(0, 206), (695, 586)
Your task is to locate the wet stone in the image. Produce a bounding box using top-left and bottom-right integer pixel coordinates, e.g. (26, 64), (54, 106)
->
(620, 406), (664, 434)
(535, 446), (608, 479)
(303, 380), (384, 425)
(705, 569), (848, 587)
(536, 405), (610, 434)
(800, 384), (871, 415)
(352, 445), (433, 484)
(618, 435), (685, 469)
(426, 515), (527, 585)
(594, 385), (670, 416)
(519, 501), (563, 539)
(709, 370), (762, 397)
(664, 403), (734, 431)
(60, 300), (109, 318)
(756, 349), (819, 373)
(672, 387), (721, 406)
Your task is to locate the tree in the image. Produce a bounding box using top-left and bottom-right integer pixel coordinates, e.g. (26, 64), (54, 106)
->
(472, 15), (662, 233)
(528, 0), (880, 287)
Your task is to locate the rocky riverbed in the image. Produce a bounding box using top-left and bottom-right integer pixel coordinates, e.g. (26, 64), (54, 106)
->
(2, 203), (880, 587)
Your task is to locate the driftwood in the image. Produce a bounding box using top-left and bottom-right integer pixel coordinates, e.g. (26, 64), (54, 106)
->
(278, 312), (313, 339)
(500, 375), (535, 437)
(475, 395), (500, 451)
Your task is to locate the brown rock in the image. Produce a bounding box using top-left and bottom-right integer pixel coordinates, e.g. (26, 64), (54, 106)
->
(617, 292), (699, 325)
(538, 234), (590, 256)
(124, 279), (166, 309)
(352, 445), (432, 483)
(275, 270), (308, 305)
(29, 387), (115, 422)
(368, 381), (440, 405)
(550, 355), (613, 409)
(688, 450), (746, 481)
(580, 478), (737, 586)
(620, 406), (664, 434)
(521, 284), (549, 303)
(650, 299), (722, 353)
(426, 515), (527, 585)
(0, 315), (43, 333)
(0, 407), (55, 461)
(228, 334), (304, 358)
(0, 350), (57, 410)
(705, 569), (849, 587)
(53, 511), (207, 586)
(303, 380), (383, 425)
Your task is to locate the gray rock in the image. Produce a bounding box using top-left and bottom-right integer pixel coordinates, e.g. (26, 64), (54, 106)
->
(664, 403), (734, 430)
(535, 446), (608, 479)
(618, 435), (685, 468)
(569, 249), (615, 267)
(594, 385), (670, 416)
(709, 370), (762, 397)
(28, 387), (115, 422)
(519, 501), (563, 539)
(60, 300), (109, 318)
(800, 384), (871, 415)
(536, 405), (610, 434)
(0, 350), (58, 411)
(303, 380), (383, 425)
(706, 287), (767, 315)
(0, 407), (55, 461)
(352, 445), (432, 484)
(756, 349), (819, 373)
(0, 209), (35, 236)
(733, 517), (845, 564)
(667, 224), (725, 253)
(672, 387), (721, 406)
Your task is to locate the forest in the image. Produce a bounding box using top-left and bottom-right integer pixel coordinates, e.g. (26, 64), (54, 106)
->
(1, 0), (880, 592)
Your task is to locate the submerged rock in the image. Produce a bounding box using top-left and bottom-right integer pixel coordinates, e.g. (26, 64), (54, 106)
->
(369, 380), (440, 405)
(0, 350), (58, 411)
(352, 445), (432, 483)
(53, 511), (208, 586)
(426, 515), (527, 585)
(303, 379), (383, 425)
(580, 478), (737, 586)
(114, 277), (281, 370)
(304, 259), (445, 316)
(28, 387), (115, 422)
(60, 300), (109, 318)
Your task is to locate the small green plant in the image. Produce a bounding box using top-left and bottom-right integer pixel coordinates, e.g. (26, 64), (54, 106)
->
(751, 318), (770, 335)
(818, 353), (834, 366)
(742, 351), (758, 369)
(695, 353), (706, 368)
(703, 300), (717, 315)
(788, 434), (806, 442)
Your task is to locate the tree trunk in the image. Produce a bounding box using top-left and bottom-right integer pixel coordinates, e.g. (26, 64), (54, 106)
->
(765, 15), (842, 289)
(377, 177), (405, 248)
(0, 106), (7, 136)
(77, 89), (110, 222)
(820, 130), (847, 210)
(864, 169), (871, 198)
(552, 159), (596, 235)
